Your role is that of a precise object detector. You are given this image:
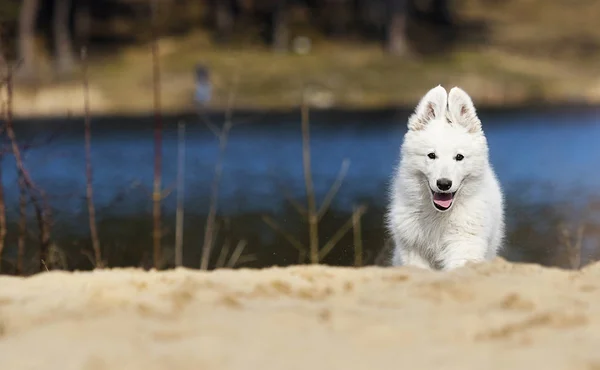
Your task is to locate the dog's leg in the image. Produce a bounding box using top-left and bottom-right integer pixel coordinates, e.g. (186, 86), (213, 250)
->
(440, 239), (487, 270)
(394, 248), (433, 270)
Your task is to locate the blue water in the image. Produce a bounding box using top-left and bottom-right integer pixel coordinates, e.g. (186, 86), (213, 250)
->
(0, 108), (598, 269)
(4, 109), (599, 222)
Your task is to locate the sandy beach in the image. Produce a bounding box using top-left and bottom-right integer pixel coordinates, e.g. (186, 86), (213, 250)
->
(0, 258), (599, 370)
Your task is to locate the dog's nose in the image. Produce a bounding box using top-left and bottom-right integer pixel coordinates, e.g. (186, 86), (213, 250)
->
(436, 178), (452, 191)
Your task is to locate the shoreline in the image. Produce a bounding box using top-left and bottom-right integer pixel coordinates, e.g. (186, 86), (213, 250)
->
(8, 38), (600, 120)
(10, 96), (600, 122)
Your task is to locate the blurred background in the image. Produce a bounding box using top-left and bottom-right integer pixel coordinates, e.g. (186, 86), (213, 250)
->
(0, 0), (599, 274)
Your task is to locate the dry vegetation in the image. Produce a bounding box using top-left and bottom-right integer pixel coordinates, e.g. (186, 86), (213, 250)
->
(8, 0), (600, 117)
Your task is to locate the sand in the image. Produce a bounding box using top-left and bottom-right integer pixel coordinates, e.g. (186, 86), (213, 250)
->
(0, 258), (599, 370)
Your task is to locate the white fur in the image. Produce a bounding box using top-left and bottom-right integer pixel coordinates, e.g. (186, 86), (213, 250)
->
(386, 85), (505, 271)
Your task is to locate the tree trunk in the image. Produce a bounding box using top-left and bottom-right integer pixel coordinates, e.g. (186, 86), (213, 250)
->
(74, 0), (91, 47)
(53, 0), (75, 76)
(432, 0), (453, 26)
(326, 0), (352, 38)
(270, 0), (289, 52)
(385, 0), (410, 56)
(17, 0), (40, 81)
(211, 0), (235, 44)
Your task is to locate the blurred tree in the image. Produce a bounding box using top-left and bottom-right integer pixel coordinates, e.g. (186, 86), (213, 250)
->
(17, 0), (40, 81)
(0, 2), (20, 65)
(269, 0), (289, 52)
(385, 0), (410, 56)
(321, 0), (354, 38)
(74, 0), (91, 48)
(431, 0), (453, 26)
(53, 0), (75, 76)
(210, 0), (236, 44)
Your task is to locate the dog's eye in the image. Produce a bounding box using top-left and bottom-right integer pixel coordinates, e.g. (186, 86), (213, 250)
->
(427, 153), (436, 159)
(455, 154), (464, 161)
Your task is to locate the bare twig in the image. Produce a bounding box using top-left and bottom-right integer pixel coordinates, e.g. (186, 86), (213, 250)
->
(17, 174), (27, 275)
(559, 223), (584, 270)
(318, 205), (367, 261)
(5, 64), (52, 272)
(0, 82), (5, 274)
(0, 109), (6, 273)
(0, 58), (7, 274)
(297, 249), (306, 264)
(198, 111), (263, 138)
(81, 46), (102, 268)
(317, 159), (350, 220)
(160, 181), (178, 199)
(226, 239), (247, 268)
(215, 237), (231, 269)
(200, 73), (239, 270)
(234, 253), (257, 266)
(301, 92), (319, 264)
(199, 115), (222, 138)
(279, 184), (308, 217)
(175, 121), (186, 267)
(30, 193), (51, 272)
(150, 0), (163, 269)
(261, 215), (307, 255)
(48, 243), (68, 270)
(261, 88), (357, 266)
(352, 204), (364, 266)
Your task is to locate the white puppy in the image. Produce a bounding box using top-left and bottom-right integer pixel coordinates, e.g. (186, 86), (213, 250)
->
(386, 85), (505, 270)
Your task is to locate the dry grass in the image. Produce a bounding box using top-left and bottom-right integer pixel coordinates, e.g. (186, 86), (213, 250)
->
(81, 46), (103, 269)
(262, 89), (368, 265)
(83, 38), (566, 111)
(461, 0), (600, 59)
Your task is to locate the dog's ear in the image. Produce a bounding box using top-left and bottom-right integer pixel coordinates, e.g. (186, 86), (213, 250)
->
(447, 87), (482, 134)
(408, 85), (447, 131)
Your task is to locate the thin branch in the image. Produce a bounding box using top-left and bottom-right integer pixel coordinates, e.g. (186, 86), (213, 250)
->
(81, 46), (102, 268)
(297, 249), (306, 264)
(318, 205), (367, 261)
(198, 114), (222, 138)
(5, 64), (52, 272)
(278, 183), (308, 216)
(150, 0), (163, 269)
(301, 90), (319, 264)
(0, 162), (5, 273)
(175, 121), (186, 267)
(160, 179), (178, 199)
(81, 249), (97, 268)
(560, 223), (584, 270)
(215, 237), (231, 269)
(234, 253), (257, 266)
(226, 239), (247, 268)
(261, 215), (307, 254)
(200, 72), (239, 270)
(17, 174), (27, 275)
(352, 204), (364, 267)
(0, 107), (6, 272)
(317, 158), (350, 220)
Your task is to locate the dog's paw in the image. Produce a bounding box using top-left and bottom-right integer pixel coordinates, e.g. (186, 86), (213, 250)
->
(442, 258), (484, 271)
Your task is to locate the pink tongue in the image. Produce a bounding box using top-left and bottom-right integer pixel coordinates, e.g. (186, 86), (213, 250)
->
(433, 193), (453, 208)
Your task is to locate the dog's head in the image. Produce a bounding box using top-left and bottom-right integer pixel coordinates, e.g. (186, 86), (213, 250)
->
(401, 85), (489, 212)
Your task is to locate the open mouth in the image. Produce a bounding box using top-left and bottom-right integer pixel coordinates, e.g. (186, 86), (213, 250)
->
(431, 190), (456, 211)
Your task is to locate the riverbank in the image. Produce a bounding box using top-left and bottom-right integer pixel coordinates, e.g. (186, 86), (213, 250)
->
(9, 32), (600, 119)
(7, 0), (600, 118)
(0, 259), (599, 369)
